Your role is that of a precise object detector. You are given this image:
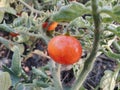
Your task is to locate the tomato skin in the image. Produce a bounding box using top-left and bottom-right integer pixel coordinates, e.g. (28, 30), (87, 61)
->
(42, 22), (58, 31)
(42, 22), (48, 29)
(10, 32), (19, 37)
(48, 22), (58, 31)
(47, 35), (82, 65)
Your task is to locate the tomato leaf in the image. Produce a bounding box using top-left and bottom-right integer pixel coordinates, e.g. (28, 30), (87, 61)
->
(101, 13), (113, 23)
(11, 46), (22, 76)
(13, 17), (25, 27)
(2, 65), (20, 86)
(99, 3), (120, 23)
(52, 2), (90, 22)
(14, 33), (30, 43)
(32, 67), (48, 78)
(16, 83), (35, 90)
(104, 50), (120, 60)
(109, 5), (120, 23)
(69, 17), (90, 28)
(0, 24), (15, 33)
(0, 0), (16, 15)
(106, 25), (120, 37)
(16, 83), (53, 90)
(0, 11), (4, 23)
(100, 70), (118, 90)
(112, 15), (120, 23)
(33, 79), (49, 88)
(0, 7), (16, 15)
(112, 5), (120, 15)
(0, 72), (12, 90)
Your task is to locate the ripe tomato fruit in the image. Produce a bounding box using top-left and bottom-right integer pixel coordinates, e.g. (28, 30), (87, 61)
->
(42, 22), (48, 29)
(42, 22), (58, 31)
(10, 32), (19, 37)
(47, 22), (58, 31)
(47, 35), (82, 65)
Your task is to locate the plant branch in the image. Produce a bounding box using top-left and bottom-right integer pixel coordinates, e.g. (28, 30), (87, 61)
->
(18, 0), (45, 15)
(50, 61), (63, 90)
(71, 0), (101, 90)
(0, 36), (14, 50)
(0, 24), (15, 32)
(112, 41), (120, 53)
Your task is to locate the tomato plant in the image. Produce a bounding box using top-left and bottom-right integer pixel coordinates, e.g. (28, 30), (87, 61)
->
(0, 0), (120, 90)
(47, 35), (82, 65)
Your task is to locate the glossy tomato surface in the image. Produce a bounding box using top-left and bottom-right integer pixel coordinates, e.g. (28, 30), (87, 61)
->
(47, 35), (82, 65)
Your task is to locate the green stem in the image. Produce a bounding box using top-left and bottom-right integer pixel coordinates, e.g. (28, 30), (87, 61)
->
(18, 0), (45, 15)
(17, 31), (50, 44)
(102, 48), (120, 63)
(50, 61), (63, 90)
(71, 0), (101, 90)
(21, 70), (29, 81)
(11, 46), (22, 76)
(0, 37), (28, 80)
(0, 36), (14, 50)
(99, 7), (112, 15)
(112, 41), (120, 53)
(0, 24), (15, 32)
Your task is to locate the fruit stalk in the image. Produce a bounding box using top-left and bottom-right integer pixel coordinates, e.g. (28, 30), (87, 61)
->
(71, 0), (101, 90)
(0, 36), (14, 50)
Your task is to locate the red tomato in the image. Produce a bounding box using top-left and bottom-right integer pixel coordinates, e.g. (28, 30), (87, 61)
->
(42, 22), (48, 29)
(42, 22), (58, 31)
(47, 35), (82, 65)
(16, 12), (22, 16)
(47, 22), (58, 31)
(10, 32), (19, 37)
